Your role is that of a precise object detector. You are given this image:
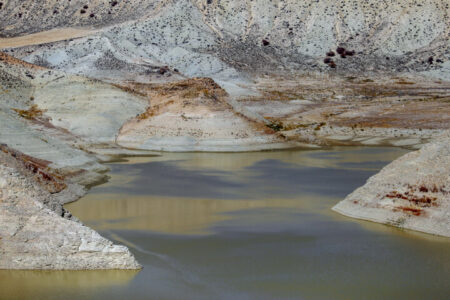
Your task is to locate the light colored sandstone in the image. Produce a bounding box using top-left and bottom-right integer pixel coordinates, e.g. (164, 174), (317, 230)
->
(333, 131), (450, 237)
(0, 154), (141, 270)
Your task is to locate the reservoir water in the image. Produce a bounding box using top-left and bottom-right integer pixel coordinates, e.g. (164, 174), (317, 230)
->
(1, 147), (449, 299)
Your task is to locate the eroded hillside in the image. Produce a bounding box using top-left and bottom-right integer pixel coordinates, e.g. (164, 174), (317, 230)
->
(1, 0), (448, 82)
(0, 1), (449, 270)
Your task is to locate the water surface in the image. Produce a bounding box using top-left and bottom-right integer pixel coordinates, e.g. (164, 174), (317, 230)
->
(1, 147), (449, 300)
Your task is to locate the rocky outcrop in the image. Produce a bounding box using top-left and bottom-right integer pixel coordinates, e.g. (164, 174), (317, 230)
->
(116, 78), (291, 151)
(0, 53), (145, 269)
(333, 131), (450, 237)
(0, 51), (299, 152)
(0, 146), (141, 270)
(0, 52), (148, 147)
(1, 1), (449, 151)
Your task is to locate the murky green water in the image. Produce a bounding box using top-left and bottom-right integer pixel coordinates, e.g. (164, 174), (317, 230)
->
(1, 147), (449, 300)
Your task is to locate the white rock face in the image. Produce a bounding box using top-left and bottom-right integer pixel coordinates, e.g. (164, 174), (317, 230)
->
(333, 131), (450, 237)
(118, 111), (290, 152)
(0, 52), (148, 166)
(0, 162), (141, 270)
(115, 78), (291, 152)
(0, 54), (144, 269)
(33, 76), (148, 143)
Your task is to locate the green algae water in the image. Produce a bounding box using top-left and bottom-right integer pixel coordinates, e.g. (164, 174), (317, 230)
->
(1, 147), (449, 300)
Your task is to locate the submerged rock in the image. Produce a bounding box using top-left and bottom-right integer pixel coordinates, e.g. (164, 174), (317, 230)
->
(333, 131), (450, 237)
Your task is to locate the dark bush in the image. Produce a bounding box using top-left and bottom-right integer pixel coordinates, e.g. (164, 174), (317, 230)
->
(336, 47), (345, 54)
(345, 50), (355, 56)
(158, 66), (170, 75)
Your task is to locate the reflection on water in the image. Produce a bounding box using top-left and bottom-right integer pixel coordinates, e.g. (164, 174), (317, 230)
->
(68, 147), (402, 235)
(0, 269), (138, 300)
(67, 194), (332, 235)
(3, 147), (450, 300)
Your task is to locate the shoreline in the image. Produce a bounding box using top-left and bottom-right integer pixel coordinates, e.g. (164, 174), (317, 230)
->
(0, 128), (448, 271)
(333, 130), (450, 238)
(0, 145), (141, 270)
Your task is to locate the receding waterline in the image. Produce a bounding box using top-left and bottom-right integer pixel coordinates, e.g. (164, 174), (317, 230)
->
(1, 147), (449, 300)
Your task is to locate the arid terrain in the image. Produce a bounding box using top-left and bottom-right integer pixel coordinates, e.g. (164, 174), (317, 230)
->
(0, 0), (449, 269)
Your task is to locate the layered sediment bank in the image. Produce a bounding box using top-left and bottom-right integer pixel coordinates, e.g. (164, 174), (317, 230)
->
(333, 131), (450, 237)
(0, 145), (141, 269)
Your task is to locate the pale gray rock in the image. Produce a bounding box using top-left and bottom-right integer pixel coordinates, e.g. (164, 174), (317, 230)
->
(333, 131), (450, 237)
(0, 154), (141, 270)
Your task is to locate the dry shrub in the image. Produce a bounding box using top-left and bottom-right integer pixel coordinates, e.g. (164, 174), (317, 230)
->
(13, 104), (45, 120)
